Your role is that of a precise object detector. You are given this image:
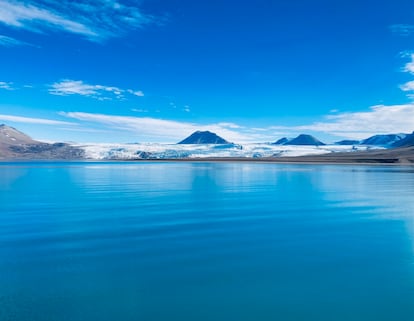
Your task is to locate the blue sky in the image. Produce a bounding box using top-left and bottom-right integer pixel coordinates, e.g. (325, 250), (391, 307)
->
(1, 0), (414, 143)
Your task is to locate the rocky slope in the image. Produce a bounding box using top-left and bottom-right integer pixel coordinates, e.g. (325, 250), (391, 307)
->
(0, 124), (84, 159)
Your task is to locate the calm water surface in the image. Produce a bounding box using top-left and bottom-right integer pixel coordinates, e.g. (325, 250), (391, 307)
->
(1, 162), (414, 321)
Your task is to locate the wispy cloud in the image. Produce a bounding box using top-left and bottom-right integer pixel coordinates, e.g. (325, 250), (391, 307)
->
(0, 1), (96, 37)
(131, 108), (148, 113)
(270, 104), (414, 139)
(0, 0), (155, 41)
(49, 79), (144, 100)
(0, 114), (73, 125)
(127, 89), (144, 97)
(0, 81), (14, 90)
(400, 54), (414, 98)
(0, 34), (30, 47)
(403, 53), (414, 74)
(390, 24), (414, 36)
(400, 80), (414, 93)
(59, 102), (414, 143)
(60, 112), (260, 143)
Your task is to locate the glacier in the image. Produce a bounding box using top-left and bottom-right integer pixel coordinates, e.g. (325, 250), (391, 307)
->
(73, 143), (380, 160)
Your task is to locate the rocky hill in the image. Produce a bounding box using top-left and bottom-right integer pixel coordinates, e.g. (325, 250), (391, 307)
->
(0, 124), (84, 159)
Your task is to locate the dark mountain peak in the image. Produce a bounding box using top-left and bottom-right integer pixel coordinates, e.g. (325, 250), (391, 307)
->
(284, 134), (325, 146)
(273, 137), (290, 145)
(361, 133), (407, 146)
(178, 131), (230, 144)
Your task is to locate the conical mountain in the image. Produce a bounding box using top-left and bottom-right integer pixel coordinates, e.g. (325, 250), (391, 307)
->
(178, 131), (230, 144)
(284, 134), (325, 146)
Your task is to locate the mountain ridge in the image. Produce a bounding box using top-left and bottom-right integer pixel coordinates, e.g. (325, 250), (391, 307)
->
(392, 132), (414, 147)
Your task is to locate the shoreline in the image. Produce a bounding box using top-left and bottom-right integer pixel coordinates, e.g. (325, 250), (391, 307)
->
(1, 146), (413, 165)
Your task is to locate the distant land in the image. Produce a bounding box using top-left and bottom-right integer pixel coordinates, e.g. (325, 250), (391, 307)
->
(335, 139), (361, 145)
(1, 124), (414, 163)
(275, 133), (412, 147)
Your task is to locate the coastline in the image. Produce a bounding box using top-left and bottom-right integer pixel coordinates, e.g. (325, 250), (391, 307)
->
(118, 146), (414, 165)
(1, 146), (413, 165)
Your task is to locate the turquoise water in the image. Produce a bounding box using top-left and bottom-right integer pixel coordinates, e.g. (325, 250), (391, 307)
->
(1, 162), (414, 321)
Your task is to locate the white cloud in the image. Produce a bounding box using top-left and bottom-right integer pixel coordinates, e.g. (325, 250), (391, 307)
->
(271, 104), (414, 139)
(59, 111), (263, 143)
(0, 114), (74, 125)
(403, 53), (414, 74)
(127, 89), (144, 97)
(49, 79), (144, 100)
(0, 1), (96, 37)
(0, 0), (155, 41)
(0, 34), (29, 47)
(58, 101), (414, 143)
(400, 54), (414, 99)
(390, 24), (414, 36)
(0, 81), (14, 90)
(400, 80), (414, 92)
(131, 108), (148, 113)
(217, 123), (242, 129)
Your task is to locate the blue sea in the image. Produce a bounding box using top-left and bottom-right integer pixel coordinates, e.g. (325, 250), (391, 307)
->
(1, 162), (414, 321)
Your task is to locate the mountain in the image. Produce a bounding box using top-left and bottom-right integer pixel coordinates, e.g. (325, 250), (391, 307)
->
(284, 134), (325, 146)
(178, 131), (230, 144)
(360, 134), (407, 146)
(0, 124), (84, 159)
(0, 124), (38, 145)
(392, 132), (414, 147)
(335, 139), (360, 145)
(273, 137), (290, 145)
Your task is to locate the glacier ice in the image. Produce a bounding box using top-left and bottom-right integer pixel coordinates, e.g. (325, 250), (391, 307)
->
(73, 142), (379, 160)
